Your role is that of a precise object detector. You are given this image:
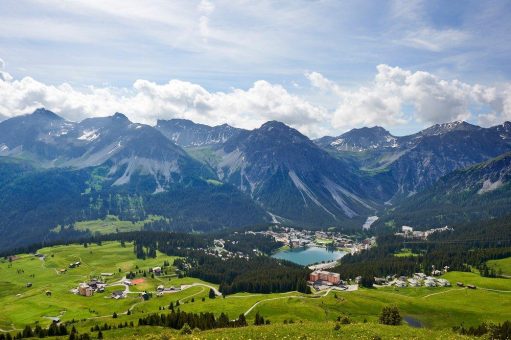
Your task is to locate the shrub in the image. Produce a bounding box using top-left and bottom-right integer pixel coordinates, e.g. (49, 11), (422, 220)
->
(378, 306), (401, 326)
(337, 314), (351, 324)
(180, 323), (192, 335)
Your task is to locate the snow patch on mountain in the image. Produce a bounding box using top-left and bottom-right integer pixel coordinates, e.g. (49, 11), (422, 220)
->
(478, 178), (503, 194)
(78, 129), (100, 141)
(108, 141), (122, 155)
(362, 215), (379, 230)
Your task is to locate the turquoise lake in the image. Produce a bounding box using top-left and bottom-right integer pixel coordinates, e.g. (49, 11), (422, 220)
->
(271, 246), (347, 266)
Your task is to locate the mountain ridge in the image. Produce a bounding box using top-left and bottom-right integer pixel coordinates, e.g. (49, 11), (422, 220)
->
(156, 118), (244, 147)
(378, 151), (511, 228)
(1, 108), (511, 247)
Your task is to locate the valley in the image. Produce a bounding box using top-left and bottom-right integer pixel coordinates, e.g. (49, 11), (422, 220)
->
(1, 110), (511, 251)
(1, 111), (511, 339)
(1, 240), (510, 339)
(3, 3), (511, 338)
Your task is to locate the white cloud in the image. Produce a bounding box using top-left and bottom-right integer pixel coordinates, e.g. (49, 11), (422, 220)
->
(309, 65), (511, 130)
(1, 63), (510, 137)
(305, 72), (341, 95)
(0, 71), (328, 137)
(197, 0), (215, 42)
(388, 0), (471, 53)
(400, 28), (470, 52)
(198, 0), (215, 15)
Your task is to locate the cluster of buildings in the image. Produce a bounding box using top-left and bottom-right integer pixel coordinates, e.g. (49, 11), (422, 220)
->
(396, 225), (453, 239)
(208, 239), (251, 260)
(253, 227), (374, 254)
(73, 278), (106, 297)
(374, 272), (451, 288)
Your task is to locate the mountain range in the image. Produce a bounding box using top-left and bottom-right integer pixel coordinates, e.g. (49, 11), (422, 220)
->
(1, 108), (510, 249)
(317, 121), (511, 197)
(379, 151), (511, 229)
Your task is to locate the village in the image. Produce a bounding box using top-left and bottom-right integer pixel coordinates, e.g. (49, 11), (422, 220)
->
(61, 225), (457, 303)
(254, 226), (375, 254)
(307, 266), (457, 291)
(70, 264), (222, 302)
(395, 225), (453, 239)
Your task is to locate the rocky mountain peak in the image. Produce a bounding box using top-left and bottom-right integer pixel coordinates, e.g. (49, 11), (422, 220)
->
(32, 108), (64, 120)
(420, 120), (479, 136)
(156, 118), (243, 147)
(112, 112), (130, 122)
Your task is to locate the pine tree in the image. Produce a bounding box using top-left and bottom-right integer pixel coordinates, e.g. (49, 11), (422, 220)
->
(379, 306), (401, 325)
(237, 314), (247, 327)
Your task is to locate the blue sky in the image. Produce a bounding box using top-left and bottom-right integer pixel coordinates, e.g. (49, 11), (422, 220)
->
(1, 0), (510, 137)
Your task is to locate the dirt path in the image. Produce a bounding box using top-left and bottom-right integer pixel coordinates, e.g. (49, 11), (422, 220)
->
(243, 289), (332, 316)
(0, 326), (22, 333)
(180, 283), (221, 296)
(422, 288), (462, 299)
(178, 287), (205, 303)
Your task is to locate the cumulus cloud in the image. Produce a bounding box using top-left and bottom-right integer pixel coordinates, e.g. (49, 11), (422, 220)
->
(0, 71), (328, 137)
(1, 63), (510, 137)
(305, 72), (341, 95)
(0, 58), (12, 82)
(309, 65), (511, 130)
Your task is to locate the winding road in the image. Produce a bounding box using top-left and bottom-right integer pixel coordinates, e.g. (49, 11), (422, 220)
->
(242, 288), (333, 316)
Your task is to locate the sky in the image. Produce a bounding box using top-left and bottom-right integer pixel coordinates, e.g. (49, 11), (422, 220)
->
(1, 0), (511, 137)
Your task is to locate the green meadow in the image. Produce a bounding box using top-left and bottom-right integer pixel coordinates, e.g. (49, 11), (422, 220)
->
(0, 242), (510, 338)
(394, 248), (419, 257)
(53, 215), (165, 235)
(0, 241), (180, 331)
(74, 215), (165, 234)
(488, 256), (511, 276)
(106, 322), (472, 339)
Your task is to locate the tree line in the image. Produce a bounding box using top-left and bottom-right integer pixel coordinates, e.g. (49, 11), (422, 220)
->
(137, 309), (248, 330)
(333, 216), (511, 280)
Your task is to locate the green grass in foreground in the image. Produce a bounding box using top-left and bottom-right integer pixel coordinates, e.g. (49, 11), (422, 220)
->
(104, 322), (471, 339)
(488, 256), (511, 276)
(1, 242), (510, 337)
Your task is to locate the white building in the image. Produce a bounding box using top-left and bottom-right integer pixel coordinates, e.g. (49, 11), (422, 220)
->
(402, 226), (413, 234)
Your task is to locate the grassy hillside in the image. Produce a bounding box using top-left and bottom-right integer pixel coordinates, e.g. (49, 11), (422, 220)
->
(0, 242), (183, 331)
(488, 256), (511, 277)
(1, 242), (510, 338)
(70, 215), (165, 235)
(107, 322), (471, 339)
(379, 152), (511, 229)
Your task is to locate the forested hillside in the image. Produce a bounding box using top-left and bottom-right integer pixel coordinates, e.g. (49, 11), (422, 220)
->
(378, 152), (511, 229)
